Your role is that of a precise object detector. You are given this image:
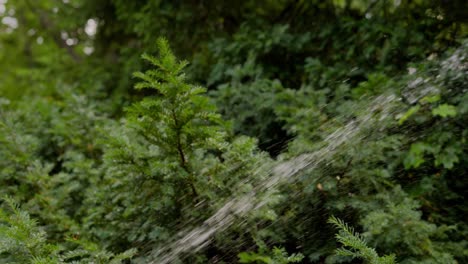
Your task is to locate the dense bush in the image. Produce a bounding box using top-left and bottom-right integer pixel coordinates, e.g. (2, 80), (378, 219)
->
(0, 0), (466, 263)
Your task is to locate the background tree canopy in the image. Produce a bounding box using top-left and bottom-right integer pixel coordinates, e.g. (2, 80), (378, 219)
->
(0, 0), (467, 263)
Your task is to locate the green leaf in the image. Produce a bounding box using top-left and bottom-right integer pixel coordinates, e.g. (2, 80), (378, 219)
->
(404, 142), (432, 169)
(238, 252), (273, 264)
(420, 94), (441, 104)
(398, 105), (420, 125)
(434, 146), (461, 169)
(432, 104), (457, 118)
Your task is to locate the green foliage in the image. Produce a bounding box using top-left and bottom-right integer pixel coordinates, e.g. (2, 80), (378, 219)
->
(0, 196), (60, 263)
(404, 142), (432, 169)
(398, 105), (421, 125)
(211, 58), (288, 154)
(0, 1), (467, 263)
(238, 247), (303, 264)
(328, 216), (396, 264)
(360, 189), (457, 263)
(431, 104), (457, 118)
(0, 197), (135, 264)
(81, 38), (271, 259)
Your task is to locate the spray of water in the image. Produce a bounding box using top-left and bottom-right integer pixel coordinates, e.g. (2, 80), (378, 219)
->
(149, 86), (437, 263)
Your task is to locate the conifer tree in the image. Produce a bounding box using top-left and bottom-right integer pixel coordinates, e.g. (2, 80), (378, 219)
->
(84, 38), (271, 256)
(128, 37), (227, 200)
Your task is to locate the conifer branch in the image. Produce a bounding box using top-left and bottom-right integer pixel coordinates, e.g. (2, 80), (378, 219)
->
(328, 216), (397, 264)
